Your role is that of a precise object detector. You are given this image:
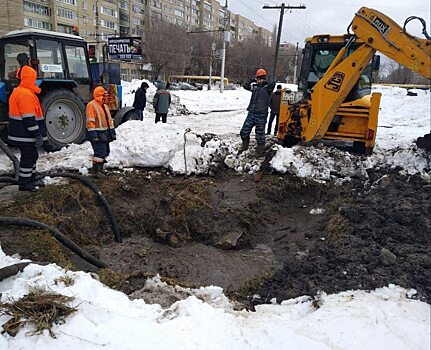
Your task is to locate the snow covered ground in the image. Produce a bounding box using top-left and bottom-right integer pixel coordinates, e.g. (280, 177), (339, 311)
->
(0, 248), (429, 350)
(0, 81), (430, 348)
(0, 81), (429, 181)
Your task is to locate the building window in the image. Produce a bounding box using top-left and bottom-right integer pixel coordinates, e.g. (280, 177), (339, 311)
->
(175, 10), (184, 17)
(101, 20), (117, 29)
(82, 2), (87, 10)
(57, 24), (73, 33)
(24, 17), (51, 30)
(131, 69), (138, 80)
(120, 1), (128, 10)
(24, 1), (51, 16)
(120, 26), (129, 35)
(57, 8), (77, 20)
(57, 0), (76, 5)
(152, 1), (162, 9)
(101, 6), (118, 17)
(133, 18), (145, 26)
(120, 68), (129, 81)
(132, 5), (145, 15)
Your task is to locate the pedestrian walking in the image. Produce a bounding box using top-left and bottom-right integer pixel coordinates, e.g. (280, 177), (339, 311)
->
(240, 68), (275, 155)
(267, 84), (282, 136)
(7, 65), (46, 191)
(86, 86), (116, 177)
(153, 83), (171, 123)
(132, 81), (149, 121)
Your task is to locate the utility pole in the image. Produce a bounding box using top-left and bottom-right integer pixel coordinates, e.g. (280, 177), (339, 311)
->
(95, 0), (100, 62)
(263, 3), (305, 81)
(293, 41), (299, 83)
(220, 0), (229, 93)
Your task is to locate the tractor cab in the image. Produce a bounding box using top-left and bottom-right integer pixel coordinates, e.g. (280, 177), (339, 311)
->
(0, 29), (136, 148)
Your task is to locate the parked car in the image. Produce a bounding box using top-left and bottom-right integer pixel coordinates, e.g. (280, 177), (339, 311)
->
(224, 83), (237, 90)
(152, 80), (165, 89)
(179, 82), (197, 91)
(168, 82), (181, 90)
(191, 82), (203, 90)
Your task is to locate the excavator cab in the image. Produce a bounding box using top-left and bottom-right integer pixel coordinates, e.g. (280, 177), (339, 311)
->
(298, 35), (376, 100)
(279, 34), (380, 154)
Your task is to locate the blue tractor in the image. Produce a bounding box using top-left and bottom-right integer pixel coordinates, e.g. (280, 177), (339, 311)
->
(0, 29), (138, 149)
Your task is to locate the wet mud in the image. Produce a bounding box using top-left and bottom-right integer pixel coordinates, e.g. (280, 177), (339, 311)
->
(0, 166), (429, 306)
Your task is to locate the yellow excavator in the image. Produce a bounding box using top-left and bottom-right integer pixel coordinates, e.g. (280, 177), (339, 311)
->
(277, 7), (431, 154)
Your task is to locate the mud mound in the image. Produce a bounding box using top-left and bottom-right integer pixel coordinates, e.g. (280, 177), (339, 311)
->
(253, 172), (431, 304)
(416, 133), (431, 152)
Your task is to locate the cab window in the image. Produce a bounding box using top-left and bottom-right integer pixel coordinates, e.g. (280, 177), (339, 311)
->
(3, 43), (30, 80)
(36, 39), (65, 79)
(65, 45), (89, 83)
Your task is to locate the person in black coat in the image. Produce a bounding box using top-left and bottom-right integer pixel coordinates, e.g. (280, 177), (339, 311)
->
(240, 68), (275, 155)
(267, 84), (282, 135)
(133, 82), (149, 121)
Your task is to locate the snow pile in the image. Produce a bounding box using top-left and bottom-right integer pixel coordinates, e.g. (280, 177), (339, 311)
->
(0, 83), (429, 181)
(0, 248), (429, 350)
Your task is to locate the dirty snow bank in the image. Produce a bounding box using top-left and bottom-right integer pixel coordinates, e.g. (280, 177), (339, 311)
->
(0, 247), (429, 350)
(271, 143), (430, 183)
(0, 84), (429, 180)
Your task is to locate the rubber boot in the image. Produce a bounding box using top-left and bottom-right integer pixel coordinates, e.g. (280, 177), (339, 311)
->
(241, 137), (250, 151)
(31, 174), (45, 188)
(256, 144), (265, 156)
(90, 163), (106, 179)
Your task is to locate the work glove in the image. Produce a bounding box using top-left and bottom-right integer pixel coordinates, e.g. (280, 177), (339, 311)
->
(35, 135), (44, 148)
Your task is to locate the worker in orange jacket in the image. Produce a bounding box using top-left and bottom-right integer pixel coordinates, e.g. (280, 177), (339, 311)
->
(86, 86), (116, 177)
(8, 65), (46, 191)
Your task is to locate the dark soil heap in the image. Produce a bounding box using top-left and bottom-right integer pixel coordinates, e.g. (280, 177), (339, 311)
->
(253, 171), (430, 304)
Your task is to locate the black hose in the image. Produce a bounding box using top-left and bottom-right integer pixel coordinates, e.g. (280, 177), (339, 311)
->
(39, 172), (122, 243)
(0, 217), (107, 269)
(0, 177), (17, 184)
(403, 16), (431, 40)
(0, 139), (19, 180)
(0, 262), (31, 282)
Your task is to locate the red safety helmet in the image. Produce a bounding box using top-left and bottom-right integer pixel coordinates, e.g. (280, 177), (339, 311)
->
(255, 68), (267, 78)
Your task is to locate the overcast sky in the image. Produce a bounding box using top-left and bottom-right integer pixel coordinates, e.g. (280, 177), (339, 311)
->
(227, 0), (431, 46)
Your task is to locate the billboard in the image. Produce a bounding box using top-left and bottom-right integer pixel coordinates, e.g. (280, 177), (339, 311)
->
(107, 37), (142, 60)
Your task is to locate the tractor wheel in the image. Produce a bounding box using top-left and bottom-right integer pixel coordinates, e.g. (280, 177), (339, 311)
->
(41, 89), (86, 150)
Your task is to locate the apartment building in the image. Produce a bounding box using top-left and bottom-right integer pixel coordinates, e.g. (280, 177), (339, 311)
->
(1, 0), (273, 80)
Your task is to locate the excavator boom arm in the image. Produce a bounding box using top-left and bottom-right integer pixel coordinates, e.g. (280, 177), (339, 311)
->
(352, 7), (431, 79)
(303, 7), (430, 143)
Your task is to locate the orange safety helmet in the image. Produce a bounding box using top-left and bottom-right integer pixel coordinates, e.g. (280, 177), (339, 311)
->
(255, 68), (267, 78)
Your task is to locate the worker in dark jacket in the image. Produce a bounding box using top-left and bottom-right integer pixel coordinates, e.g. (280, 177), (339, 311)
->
(240, 68), (275, 155)
(8, 65), (46, 191)
(153, 83), (171, 123)
(133, 82), (149, 121)
(267, 84), (282, 136)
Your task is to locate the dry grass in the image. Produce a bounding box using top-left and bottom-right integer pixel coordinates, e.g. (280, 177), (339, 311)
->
(97, 268), (128, 290)
(0, 287), (77, 338)
(166, 180), (212, 236)
(324, 212), (353, 242)
(54, 275), (75, 287)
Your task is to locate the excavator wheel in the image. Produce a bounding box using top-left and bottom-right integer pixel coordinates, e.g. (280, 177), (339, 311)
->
(283, 136), (300, 148)
(353, 141), (373, 155)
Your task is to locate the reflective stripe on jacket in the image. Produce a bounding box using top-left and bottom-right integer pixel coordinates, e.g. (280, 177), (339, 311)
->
(8, 66), (45, 145)
(86, 100), (114, 131)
